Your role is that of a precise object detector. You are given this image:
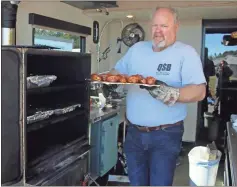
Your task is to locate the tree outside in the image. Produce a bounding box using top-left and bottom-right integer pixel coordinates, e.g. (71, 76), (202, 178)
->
(34, 28), (80, 48)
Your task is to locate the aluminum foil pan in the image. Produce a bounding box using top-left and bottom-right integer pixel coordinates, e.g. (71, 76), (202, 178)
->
(27, 75), (57, 89)
(54, 104), (81, 115)
(27, 110), (54, 124)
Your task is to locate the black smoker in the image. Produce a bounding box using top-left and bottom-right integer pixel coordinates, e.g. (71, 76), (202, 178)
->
(2, 2), (92, 185)
(2, 47), (91, 185)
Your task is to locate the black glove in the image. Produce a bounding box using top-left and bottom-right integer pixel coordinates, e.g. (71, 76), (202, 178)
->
(140, 80), (180, 106)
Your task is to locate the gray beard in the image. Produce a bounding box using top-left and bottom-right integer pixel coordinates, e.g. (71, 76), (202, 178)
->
(152, 40), (166, 49)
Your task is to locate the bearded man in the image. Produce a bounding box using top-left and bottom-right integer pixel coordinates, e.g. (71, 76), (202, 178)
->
(110, 7), (206, 186)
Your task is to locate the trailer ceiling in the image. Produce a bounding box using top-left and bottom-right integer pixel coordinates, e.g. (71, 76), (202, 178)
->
(81, 1), (237, 21)
(61, 1), (118, 10)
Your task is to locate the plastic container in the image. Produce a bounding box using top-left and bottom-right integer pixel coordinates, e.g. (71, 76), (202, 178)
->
(188, 146), (222, 186)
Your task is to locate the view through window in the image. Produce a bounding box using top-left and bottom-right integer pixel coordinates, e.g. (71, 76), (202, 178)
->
(205, 33), (237, 99)
(206, 33), (237, 78)
(33, 28), (83, 52)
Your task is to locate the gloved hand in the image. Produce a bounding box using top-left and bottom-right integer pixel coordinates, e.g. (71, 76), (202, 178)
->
(140, 80), (180, 106)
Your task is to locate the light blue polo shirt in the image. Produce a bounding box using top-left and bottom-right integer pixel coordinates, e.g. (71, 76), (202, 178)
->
(114, 41), (206, 127)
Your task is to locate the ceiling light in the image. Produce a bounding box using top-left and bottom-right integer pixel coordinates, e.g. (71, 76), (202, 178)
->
(126, 15), (134, 19)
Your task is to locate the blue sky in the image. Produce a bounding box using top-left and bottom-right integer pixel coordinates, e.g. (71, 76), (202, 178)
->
(205, 34), (237, 56)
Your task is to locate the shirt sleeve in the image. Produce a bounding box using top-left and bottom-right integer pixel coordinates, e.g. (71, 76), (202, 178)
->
(114, 46), (134, 75)
(181, 46), (207, 86)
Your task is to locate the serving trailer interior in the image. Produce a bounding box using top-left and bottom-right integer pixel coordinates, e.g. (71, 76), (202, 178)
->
(1, 1), (237, 186)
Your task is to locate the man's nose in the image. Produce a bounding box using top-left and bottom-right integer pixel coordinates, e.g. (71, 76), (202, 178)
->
(155, 26), (162, 33)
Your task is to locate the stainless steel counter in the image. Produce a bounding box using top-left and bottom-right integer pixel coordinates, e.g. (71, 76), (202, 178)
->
(90, 107), (121, 124)
(226, 122), (237, 186)
(89, 97), (126, 124)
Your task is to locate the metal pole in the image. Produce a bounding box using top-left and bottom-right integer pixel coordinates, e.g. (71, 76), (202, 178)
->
(1, 1), (20, 45)
(96, 19), (124, 73)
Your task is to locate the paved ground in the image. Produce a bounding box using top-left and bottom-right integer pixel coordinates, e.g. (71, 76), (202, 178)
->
(107, 142), (224, 186)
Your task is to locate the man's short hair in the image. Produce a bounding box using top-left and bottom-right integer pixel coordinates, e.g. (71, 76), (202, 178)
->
(151, 7), (179, 24)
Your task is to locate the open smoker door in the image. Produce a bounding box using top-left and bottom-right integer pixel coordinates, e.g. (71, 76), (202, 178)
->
(2, 2), (23, 185)
(1, 48), (23, 185)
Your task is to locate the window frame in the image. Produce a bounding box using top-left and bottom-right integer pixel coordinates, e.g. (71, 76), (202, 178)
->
(32, 26), (86, 53)
(29, 13), (91, 53)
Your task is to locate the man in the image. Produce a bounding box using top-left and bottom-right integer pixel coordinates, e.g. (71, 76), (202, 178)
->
(215, 60), (233, 97)
(110, 7), (206, 186)
(204, 48), (215, 97)
(214, 60), (233, 113)
(203, 48), (215, 110)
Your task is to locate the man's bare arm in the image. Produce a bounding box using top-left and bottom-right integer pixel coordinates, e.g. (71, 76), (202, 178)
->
(178, 84), (206, 103)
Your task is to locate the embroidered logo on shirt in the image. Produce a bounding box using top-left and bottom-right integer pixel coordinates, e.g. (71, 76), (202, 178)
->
(156, 63), (172, 75)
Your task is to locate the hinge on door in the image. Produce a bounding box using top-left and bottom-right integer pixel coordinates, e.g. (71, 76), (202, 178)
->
(82, 173), (100, 186)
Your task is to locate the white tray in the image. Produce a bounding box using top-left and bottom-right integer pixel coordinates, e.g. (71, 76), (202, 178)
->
(91, 80), (161, 87)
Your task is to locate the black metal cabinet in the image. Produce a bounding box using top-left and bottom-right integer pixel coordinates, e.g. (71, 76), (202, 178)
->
(1, 47), (91, 186)
(90, 114), (119, 177)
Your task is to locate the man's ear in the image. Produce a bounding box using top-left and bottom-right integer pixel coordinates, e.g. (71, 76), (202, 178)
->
(175, 22), (179, 32)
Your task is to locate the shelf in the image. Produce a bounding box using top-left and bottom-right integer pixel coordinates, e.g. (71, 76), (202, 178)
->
(28, 136), (88, 168)
(27, 84), (84, 95)
(27, 109), (86, 133)
(26, 137), (90, 185)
